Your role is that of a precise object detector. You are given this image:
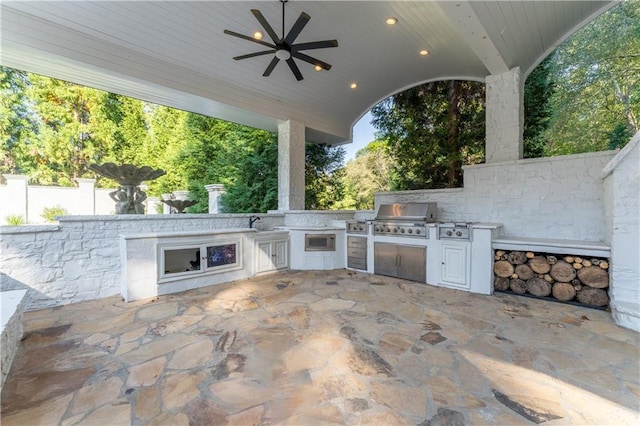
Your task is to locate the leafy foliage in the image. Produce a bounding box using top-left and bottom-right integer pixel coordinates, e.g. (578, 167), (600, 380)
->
(339, 140), (393, 210)
(371, 80), (485, 190)
(305, 143), (345, 210)
(41, 205), (68, 222)
(544, 0), (639, 154)
(1, 68), (40, 176)
(5, 215), (25, 226)
(523, 56), (554, 158)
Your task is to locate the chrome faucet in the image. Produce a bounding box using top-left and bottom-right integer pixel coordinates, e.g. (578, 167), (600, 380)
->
(249, 215), (261, 228)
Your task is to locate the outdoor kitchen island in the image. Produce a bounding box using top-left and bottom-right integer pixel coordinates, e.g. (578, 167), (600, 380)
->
(346, 203), (502, 295)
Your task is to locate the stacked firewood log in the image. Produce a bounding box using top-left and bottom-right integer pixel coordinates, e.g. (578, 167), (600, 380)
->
(493, 250), (609, 307)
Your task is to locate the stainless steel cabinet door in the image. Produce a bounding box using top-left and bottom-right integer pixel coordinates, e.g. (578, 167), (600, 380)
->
(398, 245), (426, 283)
(374, 242), (398, 277)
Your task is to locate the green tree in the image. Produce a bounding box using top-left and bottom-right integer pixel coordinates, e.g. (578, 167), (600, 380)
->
(545, 0), (639, 154)
(523, 56), (554, 158)
(371, 80), (485, 190)
(143, 105), (190, 195)
(102, 94), (150, 164)
(0, 67), (39, 175)
(25, 75), (118, 185)
(340, 140), (393, 210)
(304, 143), (345, 210)
(219, 133), (278, 213)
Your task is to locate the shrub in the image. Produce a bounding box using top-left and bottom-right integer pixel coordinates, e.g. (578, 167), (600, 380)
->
(5, 215), (25, 226)
(41, 205), (68, 223)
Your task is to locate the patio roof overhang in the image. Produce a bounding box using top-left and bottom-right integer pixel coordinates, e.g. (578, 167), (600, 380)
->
(0, 1), (616, 145)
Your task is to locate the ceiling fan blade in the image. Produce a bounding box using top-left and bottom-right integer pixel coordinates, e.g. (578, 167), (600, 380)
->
(284, 12), (310, 46)
(224, 30), (275, 48)
(292, 51), (332, 71)
(263, 56), (280, 77)
(233, 50), (275, 61)
(292, 40), (339, 51)
(286, 58), (304, 81)
(251, 9), (281, 43)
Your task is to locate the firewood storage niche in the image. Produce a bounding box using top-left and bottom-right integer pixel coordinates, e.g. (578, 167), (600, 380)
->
(493, 249), (610, 309)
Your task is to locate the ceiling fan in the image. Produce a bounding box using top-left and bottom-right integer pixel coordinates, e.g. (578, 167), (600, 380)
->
(223, 0), (338, 81)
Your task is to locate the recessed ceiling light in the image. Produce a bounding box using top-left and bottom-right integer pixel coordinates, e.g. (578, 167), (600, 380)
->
(385, 17), (398, 26)
(315, 65), (322, 71)
(350, 82), (358, 90)
(420, 50), (429, 56)
(253, 31), (263, 40)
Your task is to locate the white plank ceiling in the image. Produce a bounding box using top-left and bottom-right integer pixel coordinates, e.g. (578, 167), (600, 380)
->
(0, 1), (615, 144)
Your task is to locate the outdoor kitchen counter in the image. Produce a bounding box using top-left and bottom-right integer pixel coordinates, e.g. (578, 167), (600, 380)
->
(493, 235), (610, 257)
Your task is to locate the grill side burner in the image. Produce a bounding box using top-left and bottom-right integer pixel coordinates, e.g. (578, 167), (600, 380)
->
(437, 223), (473, 241)
(346, 221), (369, 235)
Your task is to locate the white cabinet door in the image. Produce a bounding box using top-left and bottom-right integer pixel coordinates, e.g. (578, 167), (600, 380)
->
(256, 239), (289, 273)
(256, 241), (274, 273)
(440, 242), (469, 288)
(274, 240), (289, 270)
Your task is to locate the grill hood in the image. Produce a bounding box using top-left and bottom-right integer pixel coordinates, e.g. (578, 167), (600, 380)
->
(375, 203), (437, 222)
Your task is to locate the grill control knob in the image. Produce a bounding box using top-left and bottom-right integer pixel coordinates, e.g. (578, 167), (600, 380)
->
(375, 227), (379, 232)
(393, 228), (398, 233)
(456, 231), (462, 237)
(415, 229), (421, 235)
(400, 228), (405, 233)
(385, 227), (390, 232)
(408, 229), (413, 234)
(446, 230), (453, 236)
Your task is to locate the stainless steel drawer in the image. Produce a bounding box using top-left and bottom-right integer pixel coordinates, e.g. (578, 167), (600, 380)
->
(347, 257), (367, 270)
(347, 236), (367, 248)
(347, 247), (366, 258)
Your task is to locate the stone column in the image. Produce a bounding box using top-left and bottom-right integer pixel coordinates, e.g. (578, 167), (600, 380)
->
(278, 120), (306, 211)
(2, 175), (29, 223)
(173, 190), (189, 201)
(75, 178), (96, 215)
(161, 193), (173, 214)
(205, 184), (225, 214)
(146, 197), (161, 214)
(485, 67), (524, 163)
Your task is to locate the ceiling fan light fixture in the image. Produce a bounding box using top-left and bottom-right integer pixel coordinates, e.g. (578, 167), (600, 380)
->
(420, 49), (429, 56)
(253, 31), (263, 40)
(385, 17), (398, 26)
(315, 65), (322, 71)
(275, 49), (291, 60)
(350, 82), (358, 90)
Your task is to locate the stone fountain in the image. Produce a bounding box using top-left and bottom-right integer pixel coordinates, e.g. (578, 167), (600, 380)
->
(160, 198), (198, 214)
(88, 163), (166, 214)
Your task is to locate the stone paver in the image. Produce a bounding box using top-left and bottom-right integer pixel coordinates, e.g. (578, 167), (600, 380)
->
(1, 269), (638, 425)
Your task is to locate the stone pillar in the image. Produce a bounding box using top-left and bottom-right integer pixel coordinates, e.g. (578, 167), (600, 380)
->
(75, 178), (96, 215)
(161, 193), (173, 214)
(485, 67), (524, 163)
(278, 120), (306, 211)
(2, 175), (29, 223)
(173, 190), (189, 201)
(146, 197), (161, 214)
(205, 184), (225, 214)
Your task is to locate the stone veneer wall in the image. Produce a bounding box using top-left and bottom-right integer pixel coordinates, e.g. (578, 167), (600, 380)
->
(376, 151), (617, 241)
(0, 214), (285, 311)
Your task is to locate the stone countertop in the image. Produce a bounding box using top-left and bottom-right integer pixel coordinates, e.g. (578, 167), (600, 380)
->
(121, 228), (258, 240)
(276, 226), (344, 231)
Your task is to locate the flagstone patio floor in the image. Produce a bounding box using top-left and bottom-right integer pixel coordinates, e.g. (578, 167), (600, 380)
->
(1, 269), (639, 425)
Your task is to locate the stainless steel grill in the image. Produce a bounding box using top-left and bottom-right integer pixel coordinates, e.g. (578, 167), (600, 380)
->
(373, 203), (437, 238)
